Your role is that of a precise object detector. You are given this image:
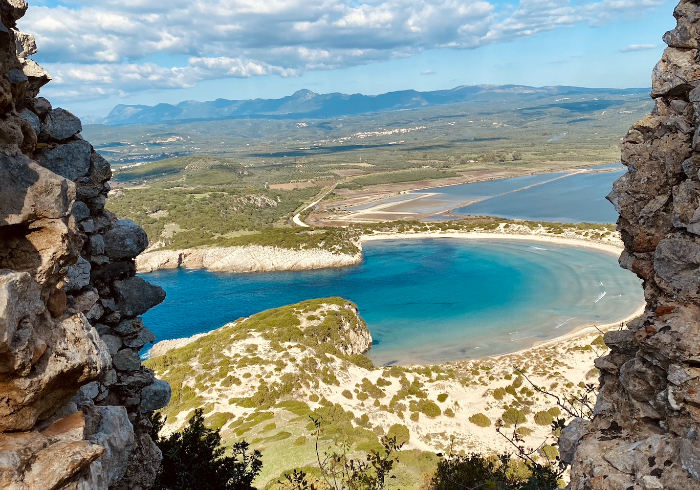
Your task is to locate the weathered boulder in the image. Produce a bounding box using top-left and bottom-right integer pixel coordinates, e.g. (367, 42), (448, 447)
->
(103, 220), (149, 260)
(0, 153), (75, 226)
(0, 314), (110, 431)
(140, 379), (171, 412)
(64, 257), (91, 292)
(36, 139), (92, 181)
(42, 108), (82, 141)
(112, 349), (142, 372)
(87, 406), (135, 489)
(112, 277), (165, 318)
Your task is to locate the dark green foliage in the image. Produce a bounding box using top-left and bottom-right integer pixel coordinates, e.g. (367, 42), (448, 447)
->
(386, 424), (410, 446)
(437, 393), (449, 403)
(502, 408), (527, 426)
(429, 453), (559, 490)
(152, 409), (263, 490)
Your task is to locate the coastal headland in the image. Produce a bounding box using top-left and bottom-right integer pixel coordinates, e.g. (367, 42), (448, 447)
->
(136, 221), (624, 274)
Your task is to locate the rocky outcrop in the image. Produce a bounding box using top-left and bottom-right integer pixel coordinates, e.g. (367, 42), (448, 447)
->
(136, 245), (362, 273)
(0, 2), (169, 488)
(567, 2), (700, 488)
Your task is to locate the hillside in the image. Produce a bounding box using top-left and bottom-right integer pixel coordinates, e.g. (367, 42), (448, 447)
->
(146, 298), (613, 488)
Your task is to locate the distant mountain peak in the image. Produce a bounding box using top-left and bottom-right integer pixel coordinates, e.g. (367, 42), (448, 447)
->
(292, 89), (318, 101)
(99, 84), (650, 126)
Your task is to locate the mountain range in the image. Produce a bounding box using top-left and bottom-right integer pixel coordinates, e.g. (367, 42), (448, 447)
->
(98, 85), (650, 126)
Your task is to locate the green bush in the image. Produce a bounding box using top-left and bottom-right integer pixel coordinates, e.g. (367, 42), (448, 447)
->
(410, 412), (420, 422)
(410, 399), (441, 418)
(429, 453), (559, 490)
(342, 389), (353, 399)
(203, 412), (234, 430)
(468, 413), (491, 428)
(501, 408), (527, 426)
(534, 411), (554, 426)
(151, 409), (262, 490)
(493, 387), (506, 400)
(548, 407), (561, 417)
(437, 393), (449, 403)
(387, 424), (411, 446)
(512, 376), (523, 388)
(444, 408), (455, 418)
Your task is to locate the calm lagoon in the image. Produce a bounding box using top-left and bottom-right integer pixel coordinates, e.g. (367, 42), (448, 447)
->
(142, 238), (642, 365)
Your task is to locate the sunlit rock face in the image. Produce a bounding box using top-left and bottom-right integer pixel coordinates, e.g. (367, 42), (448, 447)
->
(565, 1), (700, 488)
(0, 1), (169, 488)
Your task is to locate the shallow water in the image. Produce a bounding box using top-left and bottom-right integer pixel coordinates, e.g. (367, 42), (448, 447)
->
(142, 239), (642, 365)
(350, 165), (625, 224)
(452, 170), (624, 223)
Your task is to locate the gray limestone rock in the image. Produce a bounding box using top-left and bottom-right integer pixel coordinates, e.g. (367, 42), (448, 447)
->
(71, 200), (90, 222)
(88, 406), (135, 489)
(90, 234), (105, 255)
(64, 257), (91, 292)
(113, 318), (143, 336)
(112, 349), (141, 372)
(100, 334), (122, 357)
(42, 108), (82, 141)
(103, 220), (149, 260)
(123, 327), (155, 349)
(112, 277), (165, 318)
(140, 379), (171, 412)
(559, 418), (590, 465)
(0, 153), (75, 226)
(19, 107), (39, 133)
(36, 139), (92, 181)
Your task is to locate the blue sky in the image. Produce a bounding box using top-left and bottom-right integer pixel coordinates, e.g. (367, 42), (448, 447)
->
(20, 0), (675, 117)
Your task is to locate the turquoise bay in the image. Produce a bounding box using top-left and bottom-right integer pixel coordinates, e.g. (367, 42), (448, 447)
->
(142, 239), (642, 365)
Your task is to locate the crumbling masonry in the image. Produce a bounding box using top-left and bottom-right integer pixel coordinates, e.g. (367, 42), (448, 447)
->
(0, 1), (171, 488)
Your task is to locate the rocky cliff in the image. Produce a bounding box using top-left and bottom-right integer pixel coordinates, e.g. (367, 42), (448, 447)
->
(0, 2), (170, 489)
(565, 1), (700, 488)
(136, 245), (362, 274)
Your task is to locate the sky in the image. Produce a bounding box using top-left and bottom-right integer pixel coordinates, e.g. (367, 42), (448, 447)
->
(20, 0), (677, 118)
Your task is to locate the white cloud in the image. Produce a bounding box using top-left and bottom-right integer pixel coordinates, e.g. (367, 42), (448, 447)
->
(620, 44), (657, 52)
(421, 70), (436, 75)
(18, 0), (667, 99)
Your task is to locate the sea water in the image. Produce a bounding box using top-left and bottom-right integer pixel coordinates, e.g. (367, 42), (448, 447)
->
(142, 239), (642, 365)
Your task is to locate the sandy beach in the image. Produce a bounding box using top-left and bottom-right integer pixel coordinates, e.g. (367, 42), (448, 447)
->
(361, 228), (623, 258)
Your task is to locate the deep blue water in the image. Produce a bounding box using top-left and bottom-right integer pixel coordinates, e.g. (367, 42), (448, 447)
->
(142, 239), (642, 365)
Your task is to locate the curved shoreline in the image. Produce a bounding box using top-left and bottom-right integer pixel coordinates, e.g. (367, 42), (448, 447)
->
(137, 227), (622, 273)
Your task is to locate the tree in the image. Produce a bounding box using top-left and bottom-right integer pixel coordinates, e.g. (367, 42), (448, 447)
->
(151, 409), (263, 490)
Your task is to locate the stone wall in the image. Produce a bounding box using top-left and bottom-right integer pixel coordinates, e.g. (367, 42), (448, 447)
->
(564, 1), (700, 489)
(0, 1), (170, 488)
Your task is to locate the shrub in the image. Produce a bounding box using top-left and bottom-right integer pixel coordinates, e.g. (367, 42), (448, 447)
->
(515, 426), (534, 437)
(387, 424), (411, 446)
(512, 376), (523, 388)
(410, 412), (420, 422)
(501, 408), (527, 426)
(534, 411), (554, 426)
(437, 393), (449, 403)
(429, 453), (560, 490)
(262, 422), (277, 432)
(410, 399), (441, 417)
(294, 436), (307, 446)
(493, 387), (506, 400)
(203, 412), (234, 430)
(468, 413), (491, 428)
(342, 389), (353, 399)
(548, 407), (561, 417)
(309, 393), (319, 402)
(151, 409), (262, 490)
(540, 445), (559, 461)
(444, 408), (455, 418)
(357, 392), (369, 401)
